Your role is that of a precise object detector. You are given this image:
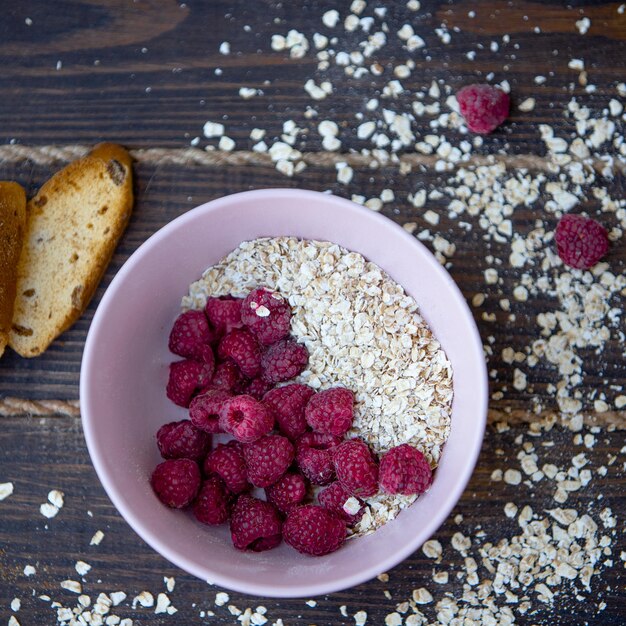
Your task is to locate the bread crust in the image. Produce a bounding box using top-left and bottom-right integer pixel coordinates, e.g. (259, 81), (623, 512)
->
(9, 143), (134, 357)
(0, 182), (27, 357)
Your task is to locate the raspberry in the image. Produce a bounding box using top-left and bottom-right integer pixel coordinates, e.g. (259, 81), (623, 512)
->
(218, 395), (274, 443)
(379, 444), (433, 495)
(263, 384), (315, 440)
(243, 434), (295, 487)
(305, 387), (354, 437)
(166, 359), (213, 408)
(241, 288), (292, 345)
(333, 439), (379, 498)
(318, 481), (364, 524)
(456, 84), (510, 134)
(555, 214), (610, 270)
(189, 390), (230, 433)
(151, 459), (200, 508)
(230, 495), (282, 552)
(205, 296), (244, 337)
(193, 475), (232, 525)
(265, 472), (307, 514)
(240, 376), (274, 400)
(218, 329), (262, 378)
(168, 309), (214, 361)
(261, 339), (309, 384)
(296, 432), (341, 485)
(202, 360), (242, 393)
(204, 440), (250, 494)
(156, 420), (211, 461)
(283, 505), (346, 556)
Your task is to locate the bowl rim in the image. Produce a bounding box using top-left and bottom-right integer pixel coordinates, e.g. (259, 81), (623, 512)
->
(80, 187), (488, 597)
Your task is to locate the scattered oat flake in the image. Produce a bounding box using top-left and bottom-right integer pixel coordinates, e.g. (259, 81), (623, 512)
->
(75, 561), (91, 576)
(133, 591), (154, 608)
(10, 598), (21, 611)
(110, 591), (127, 606)
(412, 587), (433, 604)
(504, 468), (523, 485)
(23, 565), (36, 577)
(203, 121), (225, 139)
(305, 599), (317, 607)
(215, 592), (229, 606)
(47, 489), (64, 508)
(354, 610), (368, 625)
(154, 592), (171, 614)
(422, 539), (442, 559)
(9, 617), (20, 626)
(39, 502), (59, 519)
(385, 613), (402, 626)
(90, 530), (104, 545)
(0, 482), (14, 500)
(518, 97), (536, 112)
(60, 580), (82, 594)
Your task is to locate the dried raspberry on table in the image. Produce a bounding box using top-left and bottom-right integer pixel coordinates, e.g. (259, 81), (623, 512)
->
(218, 394), (274, 443)
(168, 309), (215, 361)
(243, 434), (295, 488)
(166, 359), (213, 407)
(555, 213), (610, 270)
(456, 83), (510, 134)
(218, 329), (263, 378)
(333, 438), (379, 498)
(305, 387), (354, 437)
(241, 287), (292, 345)
(378, 443), (432, 495)
(261, 339), (309, 383)
(263, 383), (315, 440)
(189, 389), (230, 433)
(156, 419), (211, 461)
(151, 459), (201, 508)
(204, 440), (251, 494)
(283, 505), (346, 556)
(193, 475), (232, 525)
(296, 432), (342, 485)
(265, 472), (307, 514)
(230, 495), (282, 552)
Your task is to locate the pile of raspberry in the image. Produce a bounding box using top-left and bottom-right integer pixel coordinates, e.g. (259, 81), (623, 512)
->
(150, 287), (433, 557)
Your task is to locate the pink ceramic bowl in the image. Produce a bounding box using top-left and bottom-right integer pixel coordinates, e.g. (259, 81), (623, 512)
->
(80, 188), (487, 598)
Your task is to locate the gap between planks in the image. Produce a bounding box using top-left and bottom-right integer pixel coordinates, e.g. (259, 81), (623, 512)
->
(0, 144), (623, 174)
(1, 397), (624, 430)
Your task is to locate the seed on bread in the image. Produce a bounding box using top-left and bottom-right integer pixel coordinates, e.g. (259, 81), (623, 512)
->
(9, 143), (134, 357)
(0, 182), (27, 357)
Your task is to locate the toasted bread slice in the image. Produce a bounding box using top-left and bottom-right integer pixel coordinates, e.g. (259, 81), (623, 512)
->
(9, 143), (134, 357)
(0, 182), (27, 357)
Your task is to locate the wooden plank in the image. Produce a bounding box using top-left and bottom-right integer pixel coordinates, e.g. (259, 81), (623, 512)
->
(0, 1), (623, 150)
(0, 416), (624, 624)
(0, 158), (624, 428)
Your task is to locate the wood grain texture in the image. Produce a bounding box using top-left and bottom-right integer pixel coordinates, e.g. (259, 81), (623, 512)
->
(0, 1), (624, 149)
(0, 159), (624, 423)
(1, 417), (624, 625)
(0, 0), (625, 624)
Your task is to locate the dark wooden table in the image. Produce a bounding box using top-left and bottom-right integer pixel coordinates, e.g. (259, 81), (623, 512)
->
(1, 1), (625, 624)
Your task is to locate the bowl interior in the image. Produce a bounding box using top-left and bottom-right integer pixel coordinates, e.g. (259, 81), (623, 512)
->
(80, 189), (487, 597)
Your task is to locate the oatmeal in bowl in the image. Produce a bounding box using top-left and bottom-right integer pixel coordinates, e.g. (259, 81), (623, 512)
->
(174, 237), (452, 542)
(81, 189), (486, 596)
